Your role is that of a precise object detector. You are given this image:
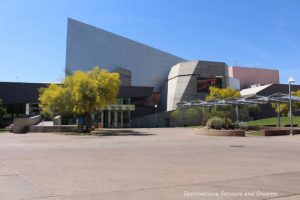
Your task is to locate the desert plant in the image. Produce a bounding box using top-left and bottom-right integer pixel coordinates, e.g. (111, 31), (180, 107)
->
(224, 118), (233, 129)
(237, 121), (248, 131)
(185, 107), (200, 120)
(239, 104), (260, 121)
(202, 110), (230, 125)
(170, 109), (183, 123)
(171, 107), (202, 126)
(206, 117), (225, 129)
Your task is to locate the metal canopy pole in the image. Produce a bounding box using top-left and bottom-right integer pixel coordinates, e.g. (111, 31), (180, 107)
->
(235, 104), (239, 123)
(277, 102), (281, 127)
(288, 77), (295, 135)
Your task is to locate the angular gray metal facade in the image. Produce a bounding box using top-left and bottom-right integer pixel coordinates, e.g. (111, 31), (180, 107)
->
(167, 61), (229, 111)
(65, 18), (186, 92)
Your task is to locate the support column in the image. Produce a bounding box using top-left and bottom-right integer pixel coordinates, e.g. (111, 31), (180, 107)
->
(107, 111), (111, 128)
(128, 111), (131, 128)
(121, 111), (124, 128)
(25, 103), (30, 115)
(277, 102), (281, 127)
(100, 111), (104, 124)
(100, 111), (104, 128)
(114, 111), (118, 128)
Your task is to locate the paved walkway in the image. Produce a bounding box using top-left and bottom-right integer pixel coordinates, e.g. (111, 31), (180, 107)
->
(1, 128), (300, 199)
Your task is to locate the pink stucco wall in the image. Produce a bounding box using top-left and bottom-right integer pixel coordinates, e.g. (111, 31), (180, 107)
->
(228, 66), (279, 89)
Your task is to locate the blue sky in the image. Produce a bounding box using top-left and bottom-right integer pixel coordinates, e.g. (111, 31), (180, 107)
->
(0, 0), (299, 84)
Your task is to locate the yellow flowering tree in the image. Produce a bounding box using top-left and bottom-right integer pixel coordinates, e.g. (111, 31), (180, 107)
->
(205, 86), (241, 124)
(205, 86), (240, 101)
(39, 67), (120, 132)
(39, 84), (68, 117)
(271, 90), (300, 116)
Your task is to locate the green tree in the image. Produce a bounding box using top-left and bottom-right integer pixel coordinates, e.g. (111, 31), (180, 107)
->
(271, 90), (300, 116)
(39, 67), (120, 132)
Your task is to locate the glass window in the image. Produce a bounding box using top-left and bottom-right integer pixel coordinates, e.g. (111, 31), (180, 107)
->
(196, 77), (222, 93)
(123, 98), (131, 104)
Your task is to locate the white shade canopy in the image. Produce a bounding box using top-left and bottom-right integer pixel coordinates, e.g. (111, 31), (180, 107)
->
(177, 92), (300, 109)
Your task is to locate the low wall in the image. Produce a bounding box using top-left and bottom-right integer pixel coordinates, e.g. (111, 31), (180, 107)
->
(195, 128), (245, 137)
(13, 115), (42, 133)
(261, 128), (300, 136)
(248, 126), (300, 136)
(29, 125), (78, 133)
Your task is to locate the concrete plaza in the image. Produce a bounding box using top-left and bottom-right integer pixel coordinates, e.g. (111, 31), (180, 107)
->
(1, 128), (300, 200)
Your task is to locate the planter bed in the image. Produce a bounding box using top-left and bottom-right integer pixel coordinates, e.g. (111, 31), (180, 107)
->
(195, 127), (245, 137)
(260, 128), (300, 136)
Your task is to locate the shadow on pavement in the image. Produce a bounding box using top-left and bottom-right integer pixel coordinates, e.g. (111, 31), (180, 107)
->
(93, 129), (154, 136)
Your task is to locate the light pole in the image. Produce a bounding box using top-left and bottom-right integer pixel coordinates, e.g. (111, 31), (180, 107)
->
(154, 104), (158, 127)
(288, 77), (295, 135)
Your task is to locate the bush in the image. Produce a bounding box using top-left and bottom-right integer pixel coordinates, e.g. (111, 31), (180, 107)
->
(171, 109), (183, 122)
(224, 118), (233, 129)
(202, 110), (230, 125)
(206, 117), (225, 129)
(237, 121), (248, 131)
(206, 116), (233, 130)
(185, 107), (200, 120)
(171, 108), (202, 127)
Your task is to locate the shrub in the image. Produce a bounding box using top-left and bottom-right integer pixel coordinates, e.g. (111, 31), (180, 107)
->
(206, 117), (225, 130)
(224, 118), (233, 129)
(185, 107), (200, 120)
(171, 108), (202, 126)
(237, 121), (248, 131)
(203, 109), (233, 128)
(239, 105), (260, 121)
(171, 109), (183, 122)
(202, 110), (230, 125)
(206, 116), (233, 130)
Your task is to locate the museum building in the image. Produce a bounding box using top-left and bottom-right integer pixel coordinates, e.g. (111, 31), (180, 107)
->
(0, 18), (291, 128)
